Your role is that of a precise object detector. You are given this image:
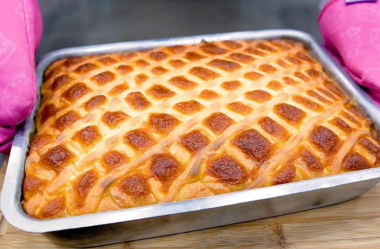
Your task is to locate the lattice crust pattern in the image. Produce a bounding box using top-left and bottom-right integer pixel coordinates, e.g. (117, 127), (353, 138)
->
(23, 39), (380, 219)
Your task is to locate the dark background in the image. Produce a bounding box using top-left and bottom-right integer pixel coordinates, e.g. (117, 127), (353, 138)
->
(36, 0), (322, 59)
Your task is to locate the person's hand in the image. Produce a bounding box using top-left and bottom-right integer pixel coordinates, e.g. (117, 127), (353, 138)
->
(0, 0), (42, 155)
(319, 0), (380, 105)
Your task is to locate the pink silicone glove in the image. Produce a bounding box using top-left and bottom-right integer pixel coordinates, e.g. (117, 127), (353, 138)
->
(0, 0), (42, 155)
(319, 0), (380, 105)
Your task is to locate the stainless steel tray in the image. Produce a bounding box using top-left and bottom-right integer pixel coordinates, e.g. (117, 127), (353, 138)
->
(2, 29), (380, 248)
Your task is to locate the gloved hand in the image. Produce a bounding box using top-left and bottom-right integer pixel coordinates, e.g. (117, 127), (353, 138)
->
(0, 0), (42, 155)
(319, 0), (380, 105)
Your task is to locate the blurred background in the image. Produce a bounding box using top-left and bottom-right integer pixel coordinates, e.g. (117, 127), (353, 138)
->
(37, 0), (322, 59)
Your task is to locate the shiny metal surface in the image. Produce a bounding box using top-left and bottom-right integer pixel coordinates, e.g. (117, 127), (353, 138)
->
(2, 30), (380, 247)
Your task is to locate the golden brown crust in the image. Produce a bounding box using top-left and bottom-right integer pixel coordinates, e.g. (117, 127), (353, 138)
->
(25, 39), (380, 219)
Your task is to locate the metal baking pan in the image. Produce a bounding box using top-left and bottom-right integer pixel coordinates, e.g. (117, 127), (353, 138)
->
(2, 29), (380, 247)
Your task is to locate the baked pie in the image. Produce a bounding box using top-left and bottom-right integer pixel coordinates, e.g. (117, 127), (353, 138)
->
(23, 39), (380, 219)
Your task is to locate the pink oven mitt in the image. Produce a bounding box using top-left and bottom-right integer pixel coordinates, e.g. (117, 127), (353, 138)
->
(319, 0), (380, 105)
(0, 0), (42, 155)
